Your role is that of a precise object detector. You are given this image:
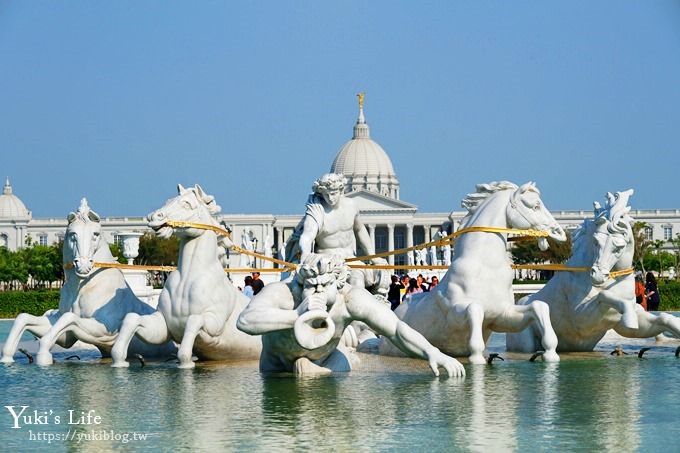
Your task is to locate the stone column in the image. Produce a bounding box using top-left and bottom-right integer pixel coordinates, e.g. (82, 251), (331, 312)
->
(276, 227), (288, 266)
(276, 227), (284, 251)
(367, 224), (376, 246)
(387, 224), (395, 266)
(406, 223), (414, 270)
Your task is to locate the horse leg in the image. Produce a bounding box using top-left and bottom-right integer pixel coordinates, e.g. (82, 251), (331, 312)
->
(36, 312), (84, 366)
(599, 292), (638, 330)
(49, 317), (117, 348)
(1, 313), (55, 363)
(176, 314), (206, 369)
(457, 303), (486, 365)
(497, 301), (560, 362)
(614, 309), (680, 340)
(111, 311), (169, 368)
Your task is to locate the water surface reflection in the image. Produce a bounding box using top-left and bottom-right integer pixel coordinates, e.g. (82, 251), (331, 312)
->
(1, 323), (680, 451)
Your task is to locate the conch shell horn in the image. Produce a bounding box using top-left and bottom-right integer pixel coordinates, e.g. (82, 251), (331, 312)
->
(294, 309), (336, 350)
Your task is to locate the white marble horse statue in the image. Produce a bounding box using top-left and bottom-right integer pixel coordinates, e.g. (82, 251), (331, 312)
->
(111, 184), (262, 368)
(507, 189), (680, 352)
(378, 181), (567, 364)
(1, 199), (176, 365)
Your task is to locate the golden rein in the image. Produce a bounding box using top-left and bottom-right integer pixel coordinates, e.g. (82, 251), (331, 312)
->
(64, 222), (634, 279)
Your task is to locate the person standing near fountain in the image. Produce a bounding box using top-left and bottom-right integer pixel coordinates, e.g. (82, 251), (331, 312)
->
(236, 253), (465, 377)
(645, 272), (660, 311)
(635, 272), (648, 311)
(251, 271), (265, 295)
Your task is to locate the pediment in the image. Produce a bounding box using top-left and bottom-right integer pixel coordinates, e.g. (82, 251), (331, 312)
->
(345, 190), (418, 213)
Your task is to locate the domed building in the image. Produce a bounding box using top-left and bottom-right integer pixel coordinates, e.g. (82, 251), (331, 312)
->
(331, 93), (400, 199)
(0, 178), (32, 249)
(0, 96), (678, 280)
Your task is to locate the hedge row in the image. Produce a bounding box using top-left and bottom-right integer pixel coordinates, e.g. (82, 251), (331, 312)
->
(1, 283), (679, 319)
(658, 281), (680, 311)
(0, 290), (60, 318)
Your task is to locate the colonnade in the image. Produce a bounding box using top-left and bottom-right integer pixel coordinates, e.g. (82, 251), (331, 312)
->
(269, 221), (450, 268)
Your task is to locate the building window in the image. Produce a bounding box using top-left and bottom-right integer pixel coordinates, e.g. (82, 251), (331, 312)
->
(113, 234), (125, 247)
(394, 226), (406, 267)
(0, 234), (7, 248)
(39, 234), (48, 246)
(375, 227), (388, 252)
(663, 225), (673, 241)
(413, 226), (425, 246)
(644, 226), (653, 241)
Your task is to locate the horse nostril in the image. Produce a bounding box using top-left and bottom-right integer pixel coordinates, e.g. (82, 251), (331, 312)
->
(148, 211), (164, 222)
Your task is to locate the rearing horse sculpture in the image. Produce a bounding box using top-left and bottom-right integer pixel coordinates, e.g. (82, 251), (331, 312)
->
(1, 199), (176, 365)
(507, 189), (680, 352)
(379, 181), (567, 364)
(111, 184), (262, 368)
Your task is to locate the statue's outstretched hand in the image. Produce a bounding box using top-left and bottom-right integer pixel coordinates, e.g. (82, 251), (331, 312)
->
(428, 350), (466, 378)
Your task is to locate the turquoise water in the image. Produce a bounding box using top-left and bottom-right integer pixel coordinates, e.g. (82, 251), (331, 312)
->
(1, 319), (680, 452)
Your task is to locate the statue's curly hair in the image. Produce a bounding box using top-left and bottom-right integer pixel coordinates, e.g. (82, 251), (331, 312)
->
(296, 253), (349, 290)
(312, 173), (346, 195)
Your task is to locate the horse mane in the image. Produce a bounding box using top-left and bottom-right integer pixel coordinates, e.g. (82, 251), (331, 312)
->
(568, 219), (597, 265)
(459, 181), (518, 227)
(67, 198), (101, 225)
(178, 184), (231, 248)
(569, 189), (634, 266)
(597, 190), (634, 238)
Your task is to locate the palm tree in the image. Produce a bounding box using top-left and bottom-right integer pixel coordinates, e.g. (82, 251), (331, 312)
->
(632, 221), (652, 273)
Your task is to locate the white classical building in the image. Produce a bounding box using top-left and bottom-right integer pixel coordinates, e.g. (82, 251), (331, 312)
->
(2, 99), (679, 276)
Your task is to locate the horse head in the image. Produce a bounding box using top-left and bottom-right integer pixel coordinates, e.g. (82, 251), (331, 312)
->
(64, 198), (105, 278)
(506, 182), (566, 250)
(147, 184), (222, 239)
(590, 189), (634, 286)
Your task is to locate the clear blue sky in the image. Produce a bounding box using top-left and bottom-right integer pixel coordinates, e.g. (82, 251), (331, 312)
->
(1, 2), (679, 218)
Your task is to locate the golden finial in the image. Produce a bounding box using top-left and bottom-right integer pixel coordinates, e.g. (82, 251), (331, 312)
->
(357, 92), (365, 109)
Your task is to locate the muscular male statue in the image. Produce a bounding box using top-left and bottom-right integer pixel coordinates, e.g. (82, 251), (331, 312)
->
(286, 173), (389, 296)
(236, 253), (465, 377)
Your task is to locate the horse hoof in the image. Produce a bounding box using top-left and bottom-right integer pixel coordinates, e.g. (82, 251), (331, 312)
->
(178, 361), (195, 369)
(35, 353), (53, 366)
(541, 351), (560, 362)
(0, 355), (15, 364)
(111, 360), (130, 368)
(468, 354), (486, 365)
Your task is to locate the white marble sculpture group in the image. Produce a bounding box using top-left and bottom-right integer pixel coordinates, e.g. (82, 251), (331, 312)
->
(2, 175), (678, 378)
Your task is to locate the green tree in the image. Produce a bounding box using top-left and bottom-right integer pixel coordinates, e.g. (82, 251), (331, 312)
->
(25, 244), (62, 288)
(670, 233), (680, 280)
(0, 247), (29, 289)
(511, 236), (572, 265)
(137, 232), (180, 266)
(644, 249), (674, 279)
(650, 239), (667, 276)
(632, 221), (652, 273)
(108, 242), (127, 264)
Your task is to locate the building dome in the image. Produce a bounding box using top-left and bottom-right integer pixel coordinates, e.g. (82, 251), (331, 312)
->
(0, 178), (31, 219)
(330, 94), (400, 199)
